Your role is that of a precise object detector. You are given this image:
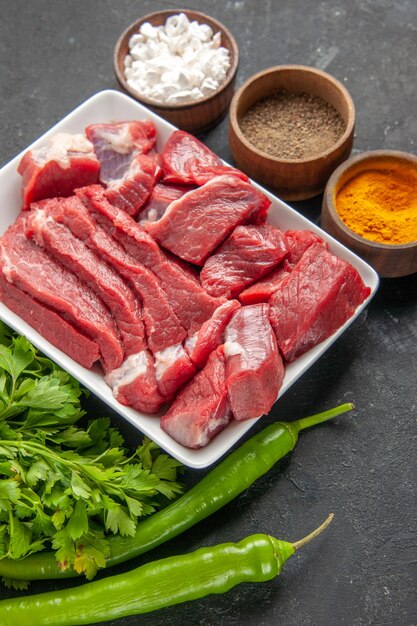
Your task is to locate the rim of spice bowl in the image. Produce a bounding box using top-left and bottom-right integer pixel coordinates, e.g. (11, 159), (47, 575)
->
(321, 150), (417, 278)
(228, 64), (355, 200)
(114, 9), (239, 134)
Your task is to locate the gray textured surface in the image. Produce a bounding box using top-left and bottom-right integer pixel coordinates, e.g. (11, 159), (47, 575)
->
(0, 1), (416, 625)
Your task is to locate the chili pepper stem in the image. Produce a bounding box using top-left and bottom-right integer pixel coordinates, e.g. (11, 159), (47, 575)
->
(292, 513), (334, 551)
(293, 403), (354, 433)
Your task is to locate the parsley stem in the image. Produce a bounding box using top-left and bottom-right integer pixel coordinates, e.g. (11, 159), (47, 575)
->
(7, 511), (14, 559)
(0, 439), (101, 484)
(0, 439), (147, 503)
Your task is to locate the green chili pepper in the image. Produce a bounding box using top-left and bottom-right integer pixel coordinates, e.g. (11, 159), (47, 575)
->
(0, 403), (351, 582)
(0, 514), (334, 626)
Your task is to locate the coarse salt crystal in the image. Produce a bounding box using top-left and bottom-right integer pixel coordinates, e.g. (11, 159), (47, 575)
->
(165, 13), (190, 37)
(166, 89), (192, 102)
(140, 22), (158, 39)
(198, 24), (214, 42)
(124, 12), (231, 103)
(211, 31), (221, 48)
(201, 77), (218, 95)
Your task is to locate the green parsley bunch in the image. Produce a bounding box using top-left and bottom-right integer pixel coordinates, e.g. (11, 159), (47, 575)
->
(0, 323), (183, 582)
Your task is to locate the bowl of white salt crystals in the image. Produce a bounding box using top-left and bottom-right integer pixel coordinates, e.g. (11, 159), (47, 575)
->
(114, 10), (239, 134)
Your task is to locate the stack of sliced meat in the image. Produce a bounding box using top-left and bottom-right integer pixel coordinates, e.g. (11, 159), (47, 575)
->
(0, 123), (370, 449)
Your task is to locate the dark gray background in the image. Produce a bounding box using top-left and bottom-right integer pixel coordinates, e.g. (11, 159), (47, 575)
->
(0, 1), (416, 625)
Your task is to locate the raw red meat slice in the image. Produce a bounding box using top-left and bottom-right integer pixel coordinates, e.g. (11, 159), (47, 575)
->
(85, 120), (156, 184)
(269, 244), (371, 362)
(283, 230), (328, 268)
(156, 253), (225, 336)
(145, 175), (271, 266)
(104, 153), (161, 218)
(25, 209), (146, 357)
(154, 344), (196, 399)
(186, 300), (241, 369)
(0, 276), (100, 369)
(224, 304), (283, 421)
(17, 133), (100, 209)
(161, 130), (248, 185)
(238, 265), (289, 305)
(0, 218), (123, 371)
(32, 196), (186, 355)
(239, 229), (328, 305)
(200, 224), (289, 298)
(146, 148), (163, 170)
(128, 269), (185, 355)
(138, 182), (194, 223)
(81, 186), (223, 334)
(161, 346), (232, 448)
(105, 350), (165, 414)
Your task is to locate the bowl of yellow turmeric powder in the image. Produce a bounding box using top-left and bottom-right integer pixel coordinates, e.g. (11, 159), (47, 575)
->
(321, 150), (417, 277)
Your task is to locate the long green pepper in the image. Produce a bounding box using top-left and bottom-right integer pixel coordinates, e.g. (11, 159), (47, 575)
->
(0, 515), (333, 626)
(0, 403), (352, 582)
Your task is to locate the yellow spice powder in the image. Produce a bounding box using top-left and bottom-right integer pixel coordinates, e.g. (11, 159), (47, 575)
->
(335, 166), (417, 245)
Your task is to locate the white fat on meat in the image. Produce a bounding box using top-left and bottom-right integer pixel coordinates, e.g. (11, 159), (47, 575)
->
(0, 244), (14, 283)
(154, 343), (186, 380)
(97, 127), (135, 155)
(193, 400), (231, 448)
(145, 208), (158, 223)
(223, 324), (249, 361)
(223, 341), (247, 358)
(184, 333), (198, 355)
(34, 133), (96, 169)
(28, 209), (54, 247)
(105, 350), (149, 396)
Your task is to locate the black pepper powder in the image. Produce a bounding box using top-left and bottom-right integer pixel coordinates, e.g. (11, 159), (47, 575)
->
(240, 90), (346, 160)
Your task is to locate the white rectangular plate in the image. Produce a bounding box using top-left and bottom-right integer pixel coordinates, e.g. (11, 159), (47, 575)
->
(0, 90), (379, 468)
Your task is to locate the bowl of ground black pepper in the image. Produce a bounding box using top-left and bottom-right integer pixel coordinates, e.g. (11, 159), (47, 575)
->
(321, 150), (417, 277)
(228, 65), (355, 200)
